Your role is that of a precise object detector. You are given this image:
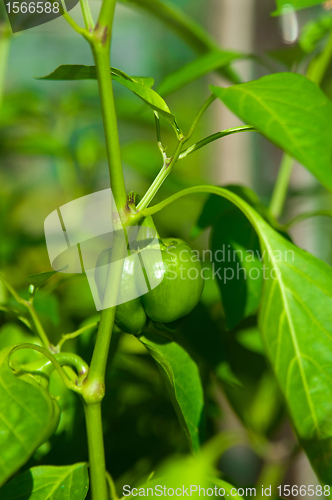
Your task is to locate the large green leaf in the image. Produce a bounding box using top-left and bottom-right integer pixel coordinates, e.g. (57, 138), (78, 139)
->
(152, 184), (332, 482)
(0, 346), (60, 487)
(37, 65), (174, 125)
(255, 217), (332, 484)
(211, 74), (332, 191)
(0, 463), (89, 499)
(139, 333), (204, 452)
(158, 50), (243, 97)
(273, 0), (325, 15)
(119, 0), (241, 84)
(214, 187), (332, 482)
(37, 64), (154, 87)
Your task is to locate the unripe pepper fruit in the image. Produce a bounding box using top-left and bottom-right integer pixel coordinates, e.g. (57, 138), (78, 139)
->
(140, 237), (204, 324)
(95, 216), (204, 335)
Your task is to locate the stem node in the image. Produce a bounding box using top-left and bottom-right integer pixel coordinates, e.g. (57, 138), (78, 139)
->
(82, 378), (105, 404)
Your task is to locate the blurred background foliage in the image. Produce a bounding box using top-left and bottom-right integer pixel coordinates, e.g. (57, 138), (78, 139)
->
(1, 0), (332, 497)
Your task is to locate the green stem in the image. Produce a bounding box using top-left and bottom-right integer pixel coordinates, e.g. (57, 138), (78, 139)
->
(16, 351), (88, 381)
(0, 274), (51, 348)
(91, 43), (127, 212)
(84, 403), (109, 500)
(133, 185), (262, 235)
(284, 209), (332, 230)
(307, 25), (332, 86)
(137, 95), (219, 211)
(76, 2), (126, 499)
(0, 24), (10, 110)
(179, 126), (255, 160)
(26, 303), (51, 349)
(0, 274), (23, 304)
(269, 154), (294, 220)
(79, 0), (95, 31)
(57, 321), (99, 351)
(11, 343), (82, 393)
(87, 308), (116, 385)
(82, 233), (126, 500)
(60, 0), (89, 37)
(137, 126), (254, 211)
(183, 94), (216, 144)
(137, 140), (184, 211)
(85, 234), (125, 387)
(97, 0), (117, 29)
(106, 470), (119, 500)
(61, 1), (124, 499)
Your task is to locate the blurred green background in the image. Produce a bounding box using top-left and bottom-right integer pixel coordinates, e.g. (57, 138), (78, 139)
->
(1, 0), (332, 497)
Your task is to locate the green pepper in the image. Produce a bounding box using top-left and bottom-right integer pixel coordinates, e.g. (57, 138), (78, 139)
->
(140, 237), (204, 324)
(95, 217), (204, 335)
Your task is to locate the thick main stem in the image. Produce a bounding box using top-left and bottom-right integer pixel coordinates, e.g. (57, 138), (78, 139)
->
(86, 233), (125, 386)
(83, 232), (125, 500)
(91, 42), (127, 212)
(84, 403), (109, 500)
(82, 3), (127, 499)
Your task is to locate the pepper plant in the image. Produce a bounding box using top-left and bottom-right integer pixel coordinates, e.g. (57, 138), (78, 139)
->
(1, 0), (332, 499)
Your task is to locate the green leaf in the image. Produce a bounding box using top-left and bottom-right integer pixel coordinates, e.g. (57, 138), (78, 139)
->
(273, 0), (325, 15)
(0, 463), (89, 499)
(211, 74), (332, 191)
(267, 46), (306, 70)
(300, 14), (332, 54)
(118, 0), (241, 84)
(235, 326), (265, 355)
(158, 50), (243, 97)
(151, 184), (332, 479)
(26, 270), (58, 288)
(204, 185), (332, 476)
(217, 187), (332, 477)
(215, 362), (243, 388)
(37, 64), (154, 87)
(139, 333), (204, 452)
(254, 217), (332, 484)
(0, 346), (60, 487)
(37, 65), (174, 125)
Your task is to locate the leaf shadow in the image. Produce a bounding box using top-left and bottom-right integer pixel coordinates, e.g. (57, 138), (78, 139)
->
(0, 468), (33, 499)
